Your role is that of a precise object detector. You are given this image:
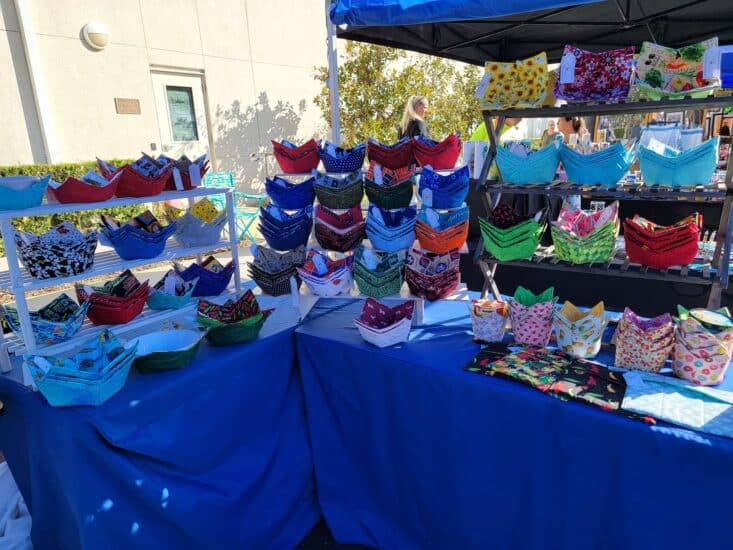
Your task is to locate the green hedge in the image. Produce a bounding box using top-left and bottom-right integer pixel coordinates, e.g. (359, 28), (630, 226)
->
(0, 159), (143, 256)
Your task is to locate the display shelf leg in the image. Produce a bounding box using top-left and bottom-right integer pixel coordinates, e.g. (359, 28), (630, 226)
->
(707, 282), (722, 309)
(186, 196), (203, 265)
(224, 191), (242, 292)
(478, 260), (502, 301)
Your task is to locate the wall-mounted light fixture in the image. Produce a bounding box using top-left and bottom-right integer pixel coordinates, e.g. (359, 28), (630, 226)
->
(82, 22), (110, 51)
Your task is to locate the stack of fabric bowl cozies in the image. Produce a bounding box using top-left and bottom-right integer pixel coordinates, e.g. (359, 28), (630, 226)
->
(354, 298), (415, 348)
(97, 157), (172, 198)
(614, 308), (675, 372)
(165, 197), (227, 248)
(366, 204), (417, 253)
(24, 329), (137, 407)
(638, 137), (718, 187)
(558, 142), (636, 187)
(418, 165), (469, 209)
(271, 139), (320, 174)
(100, 213), (176, 261)
(495, 142), (560, 185)
(314, 204), (365, 252)
(553, 301), (606, 359)
(196, 290), (273, 346)
(0, 175), (50, 210)
(363, 162), (415, 210)
(508, 286), (557, 347)
(75, 270), (150, 325)
(317, 141), (367, 173)
(146, 269), (197, 310)
(367, 138), (414, 169)
(247, 244), (306, 296)
(623, 213), (701, 269)
(551, 201), (619, 264)
(175, 256), (235, 297)
(313, 170), (364, 209)
(467, 299), (508, 344)
(15, 221), (98, 280)
(258, 204), (313, 251)
(479, 203), (546, 262)
(414, 208), (469, 254)
(48, 170), (120, 203)
(296, 249), (354, 297)
(404, 247), (460, 301)
(265, 175), (315, 210)
(412, 134), (461, 170)
(3, 293), (89, 345)
(352, 245), (405, 298)
(672, 306), (733, 386)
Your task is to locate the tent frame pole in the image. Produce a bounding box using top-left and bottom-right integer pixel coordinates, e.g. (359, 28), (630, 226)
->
(326, 0), (341, 144)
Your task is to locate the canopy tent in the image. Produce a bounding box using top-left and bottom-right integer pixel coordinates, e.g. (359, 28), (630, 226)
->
(329, 0), (733, 65)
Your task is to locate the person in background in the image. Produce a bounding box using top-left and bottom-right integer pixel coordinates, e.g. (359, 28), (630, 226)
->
(629, 120), (642, 142)
(540, 119), (557, 147)
(720, 121), (731, 137)
(468, 117), (522, 141)
(398, 96), (430, 139)
(557, 116), (588, 144)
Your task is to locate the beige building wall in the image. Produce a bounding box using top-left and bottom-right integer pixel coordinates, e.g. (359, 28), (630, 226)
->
(0, 0), (328, 191)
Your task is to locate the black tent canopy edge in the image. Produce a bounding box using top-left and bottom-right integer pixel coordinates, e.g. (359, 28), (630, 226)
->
(336, 0), (733, 64)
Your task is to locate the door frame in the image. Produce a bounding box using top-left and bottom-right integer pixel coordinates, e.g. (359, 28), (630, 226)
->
(149, 66), (217, 171)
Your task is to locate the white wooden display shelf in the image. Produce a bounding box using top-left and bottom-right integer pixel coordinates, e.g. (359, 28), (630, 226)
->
(0, 186), (242, 360)
(3, 288), (236, 357)
(0, 239), (233, 292)
(0, 187), (232, 220)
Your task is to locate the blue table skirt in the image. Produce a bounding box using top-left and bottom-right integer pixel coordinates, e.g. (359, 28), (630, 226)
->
(296, 299), (733, 550)
(0, 305), (318, 549)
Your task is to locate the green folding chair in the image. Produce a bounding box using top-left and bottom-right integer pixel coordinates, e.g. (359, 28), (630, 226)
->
(202, 172), (267, 242)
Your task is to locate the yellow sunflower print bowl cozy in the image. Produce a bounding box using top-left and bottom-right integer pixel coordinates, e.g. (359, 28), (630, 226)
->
(480, 53), (548, 110)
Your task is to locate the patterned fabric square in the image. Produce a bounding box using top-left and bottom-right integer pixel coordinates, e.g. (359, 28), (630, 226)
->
(481, 53), (548, 109)
(554, 45), (635, 102)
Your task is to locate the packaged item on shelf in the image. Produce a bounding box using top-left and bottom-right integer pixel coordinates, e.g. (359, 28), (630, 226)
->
(47, 170), (120, 203)
(352, 245), (405, 298)
(366, 204), (417, 253)
(157, 153), (209, 191)
(480, 53), (549, 110)
(296, 249), (354, 297)
(418, 165), (469, 209)
(197, 290), (273, 346)
(672, 306), (733, 386)
(317, 141), (367, 173)
(551, 200), (619, 264)
(508, 286), (557, 347)
(247, 244), (306, 297)
(412, 134), (461, 170)
(314, 205), (365, 252)
(553, 301), (606, 359)
(100, 211), (177, 261)
(15, 221), (98, 279)
(271, 139), (320, 173)
(554, 45), (635, 102)
(75, 270), (150, 325)
(623, 214), (701, 269)
(495, 142), (560, 185)
(3, 294), (90, 345)
(258, 203), (313, 251)
(0, 175), (51, 210)
(558, 142), (636, 187)
(146, 269), (198, 310)
(363, 168), (415, 210)
(175, 256), (235, 296)
(404, 247), (460, 301)
(638, 137), (719, 187)
(354, 298), (415, 348)
(479, 204), (546, 262)
(97, 157), (172, 198)
(468, 299), (508, 343)
(313, 170), (364, 209)
(132, 329), (203, 372)
(613, 308), (675, 372)
(24, 329), (137, 407)
(634, 38), (720, 100)
(265, 175), (316, 209)
(367, 138), (414, 169)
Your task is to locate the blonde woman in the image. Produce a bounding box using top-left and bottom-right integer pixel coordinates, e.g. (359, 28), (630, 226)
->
(398, 96), (430, 139)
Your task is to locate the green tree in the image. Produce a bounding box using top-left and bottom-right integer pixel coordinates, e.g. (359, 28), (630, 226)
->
(314, 41), (482, 145)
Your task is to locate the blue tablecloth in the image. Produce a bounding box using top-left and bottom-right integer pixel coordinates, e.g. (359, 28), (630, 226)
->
(0, 302), (318, 549)
(296, 299), (733, 550)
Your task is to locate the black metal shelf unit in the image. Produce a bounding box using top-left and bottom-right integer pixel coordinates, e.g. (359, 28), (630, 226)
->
(474, 95), (733, 309)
